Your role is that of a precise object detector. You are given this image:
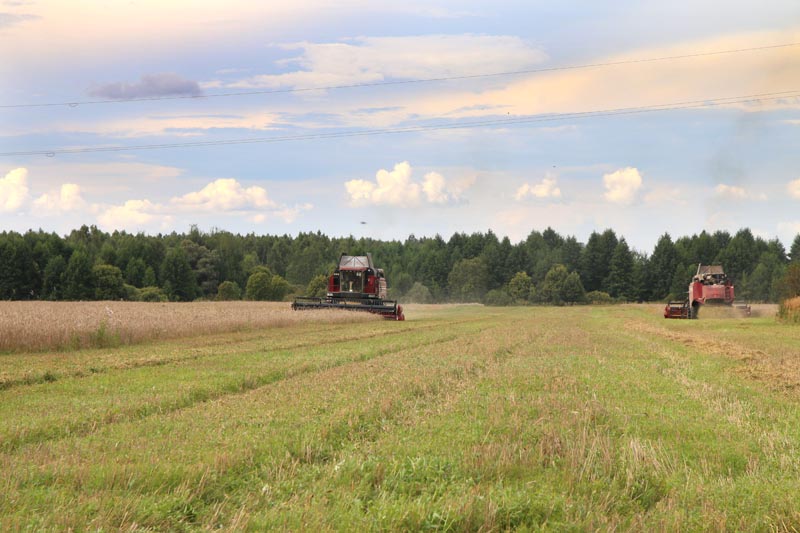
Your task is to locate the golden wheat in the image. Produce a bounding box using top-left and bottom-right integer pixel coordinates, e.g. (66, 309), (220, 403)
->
(0, 301), (377, 352)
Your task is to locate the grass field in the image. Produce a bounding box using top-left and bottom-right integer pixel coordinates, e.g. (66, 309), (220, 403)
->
(2, 303), (800, 531)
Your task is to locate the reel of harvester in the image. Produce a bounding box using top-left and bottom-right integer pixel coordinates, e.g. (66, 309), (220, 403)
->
(291, 253), (405, 321)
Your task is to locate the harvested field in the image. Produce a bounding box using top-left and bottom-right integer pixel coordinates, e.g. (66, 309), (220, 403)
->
(3, 303), (800, 530)
(0, 301), (377, 353)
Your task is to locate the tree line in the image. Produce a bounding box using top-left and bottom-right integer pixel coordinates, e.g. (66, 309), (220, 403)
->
(1, 224), (800, 304)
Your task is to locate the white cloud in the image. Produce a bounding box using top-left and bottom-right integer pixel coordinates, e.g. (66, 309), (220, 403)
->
(514, 177), (561, 200)
(345, 161), (420, 207)
(778, 221), (800, 236)
(171, 178), (275, 212)
(787, 178), (800, 199)
(714, 183), (747, 199)
(273, 203), (314, 223)
(345, 162), (471, 207)
(603, 167), (642, 205)
(96, 199), (172, 231)
(227, 35), (547, 90)
(0, 167), (29, 212)
(95, 178), (309, 230)
(644, 186), (684, 206)
(714, 183), (767, 201)
(32, 183), (86, 214)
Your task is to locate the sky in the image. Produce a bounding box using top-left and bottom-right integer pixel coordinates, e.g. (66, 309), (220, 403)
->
(1, 0), (799, 253)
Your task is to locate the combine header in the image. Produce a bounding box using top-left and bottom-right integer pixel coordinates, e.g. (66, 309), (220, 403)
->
(292, 253), (405, 320)
(664, 264), (750, 319)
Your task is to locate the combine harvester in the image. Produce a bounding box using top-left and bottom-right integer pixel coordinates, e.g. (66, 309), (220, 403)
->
(292, 253), (405, 320)
(664, 264), (750, 319)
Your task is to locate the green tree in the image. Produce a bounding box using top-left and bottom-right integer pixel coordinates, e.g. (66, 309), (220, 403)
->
(63, 249), (94, 300)
(716, 228), (758, 281)
(669, 263), (693, 301)
(790, 234), (800, 263)
(561, 271), (587, 304)
(405, 282), (433, 303)
(580, 229), (618, 293)
(245, 271), (291, 301)
(124, 258), (148, 288)
(42, 255), (67, 300)
(746, 263), (771, 302)
(783, 263), (800, 299)
(216, 280), (242, 301)
(507, 271), (533, 303)
(304, 274), (329, 298)
(142, 266), (157, 287)
(447, 257), (489, 302)
(93, 264), (125, 300)
(539, 264), (569, 305)
(0, 233), (37, 299)
(605, 239), (635, 300)
(160, 247), (196, 302)
(139, 286), (168, 302)
(483, 288), (512, 306)
(647, 233), (678, 301)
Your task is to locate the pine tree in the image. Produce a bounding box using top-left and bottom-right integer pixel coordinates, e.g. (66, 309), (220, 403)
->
(790, 234), (800, 263)
(605, 239), (635, 300)
(647, 234), (678, 301)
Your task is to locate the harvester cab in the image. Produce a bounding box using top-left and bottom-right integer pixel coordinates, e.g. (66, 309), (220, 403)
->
(292, 253), (405, 320)
(664, 263), (750, 319)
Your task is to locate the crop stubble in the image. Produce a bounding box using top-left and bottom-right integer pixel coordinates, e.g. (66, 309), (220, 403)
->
(2, 304), (800, 530)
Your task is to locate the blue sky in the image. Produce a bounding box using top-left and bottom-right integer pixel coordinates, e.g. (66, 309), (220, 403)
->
(1, 1), (799, 252)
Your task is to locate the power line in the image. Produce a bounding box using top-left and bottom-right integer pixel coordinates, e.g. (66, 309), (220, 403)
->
(3, 90), (797, 157)
(2, 42), (798, 110)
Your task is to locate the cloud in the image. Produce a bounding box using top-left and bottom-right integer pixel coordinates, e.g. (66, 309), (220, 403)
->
(0, 12), (39, 29)
(778, 221), (800, 236)
(714, 183), (767, 201)
(0, 167), (29, 212)
(271, 203), (314, 223)
(643, 186), (685, 206)
(345, 162), (471, 207)
(788, 178), (800, 199)
(171, 178), (275, 212)
(96, 199), (172, 231)
(227, 35), (547, 89)
(88, 73), (202, 99)
(95, 178), (307, 231)
(603, 167), (642, 204)
(714, 184), (747, 199)
(32, 183), (86, 214)
(514, 176), (562, 200)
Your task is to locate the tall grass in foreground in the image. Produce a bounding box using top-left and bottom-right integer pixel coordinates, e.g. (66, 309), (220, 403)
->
(778, 296), (800, 323)
(0, 301), (376, 353)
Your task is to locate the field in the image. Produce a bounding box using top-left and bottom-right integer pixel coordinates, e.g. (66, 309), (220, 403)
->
(2, 302), (800, 531)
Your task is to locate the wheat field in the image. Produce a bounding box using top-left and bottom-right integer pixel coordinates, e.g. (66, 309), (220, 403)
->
(0, 301), (377, 353)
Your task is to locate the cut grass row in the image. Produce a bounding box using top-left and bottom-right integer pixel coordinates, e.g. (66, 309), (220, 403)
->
(3, 304), (800, 530)
(0, 308), (484, 391)
(0, 314), (489, 453)
(1, 309), (521, 530)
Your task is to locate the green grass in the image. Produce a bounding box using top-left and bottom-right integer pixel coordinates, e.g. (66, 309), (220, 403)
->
(2, 304), (800, 530)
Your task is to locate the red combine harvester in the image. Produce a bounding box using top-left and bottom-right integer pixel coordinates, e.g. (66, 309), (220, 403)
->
(292, 253), (405, 320)
(664, 264), (750, 319)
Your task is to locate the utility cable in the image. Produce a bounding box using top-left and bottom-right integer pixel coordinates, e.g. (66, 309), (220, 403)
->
(1, 42), (798, 109)
(2, 90), (797, 157)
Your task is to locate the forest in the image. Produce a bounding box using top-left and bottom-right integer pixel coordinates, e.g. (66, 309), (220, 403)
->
(1, 225), (800, 305)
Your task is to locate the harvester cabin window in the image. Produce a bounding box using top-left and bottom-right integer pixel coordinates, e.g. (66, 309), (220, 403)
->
(340, 270), (364, 293)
